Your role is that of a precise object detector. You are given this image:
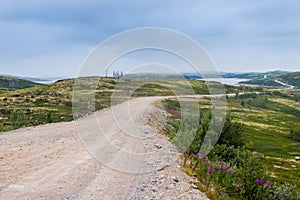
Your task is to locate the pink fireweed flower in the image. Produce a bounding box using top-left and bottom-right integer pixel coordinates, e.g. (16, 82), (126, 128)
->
(263, 184), (269, 190)
(206, 172), (210, 177)
(220, 161), (225, 166)
(224, 166), (229, 171)
(267, 180), (271, 185)
(229, 171), (233, 176)
(217, 168), (221, 173)
(256, 179), (260, 185)
(200, 161), (205, 167)
(195, 153), (202, 158)
(212, 167), (216, 172)
(167, 109), (180, 115)
(256, 178), (264, 185)
(238, 183), (243, 189)
(207, 168), (211, 173)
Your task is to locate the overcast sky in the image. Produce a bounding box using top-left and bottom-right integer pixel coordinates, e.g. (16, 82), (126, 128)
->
(0, 0), (300, 77)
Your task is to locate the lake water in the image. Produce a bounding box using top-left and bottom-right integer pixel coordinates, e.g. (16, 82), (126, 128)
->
(198, 78), (249, 86)
(28, 78), (66, 84)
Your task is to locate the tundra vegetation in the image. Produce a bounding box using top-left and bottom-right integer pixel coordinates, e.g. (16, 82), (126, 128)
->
(0, 77), (253, 132)
(161, 89), (300, 199)
(0, 77), (299, 199)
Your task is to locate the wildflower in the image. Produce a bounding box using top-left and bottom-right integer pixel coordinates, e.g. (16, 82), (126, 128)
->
(263, 184), (269, 190)
(256, 179), (260, 185)
(238, 183), (243, 188)
(183, 152), (188, 157)
(195, 153), (202, 158)
(224, 166), (229, 171)
(267, 180), (271, 185)
(206, 172), (210, 177)
(217, 168), (221, 173)
(212, 167), (216, 172)
(229, 171), (233, 176)
(204, 155), (209, 162)
(220, 161), (225, 166)
(167, 109), (179, 115)
(200, 161), (205, 167)
(207, 168), (211, 173)
(256, 178), (263, 185)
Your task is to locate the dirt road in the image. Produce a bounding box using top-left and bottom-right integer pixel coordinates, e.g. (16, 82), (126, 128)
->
(0, 97), (209, 200)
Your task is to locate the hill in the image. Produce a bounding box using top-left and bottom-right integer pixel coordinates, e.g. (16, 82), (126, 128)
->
(0, 77), (254, 132)
(275, 71), (300, 88)
(222, 70), (289, 79)
(239, 71), (300, 88)
(179, 70), (289, 80)
(0, 76), (42, 89)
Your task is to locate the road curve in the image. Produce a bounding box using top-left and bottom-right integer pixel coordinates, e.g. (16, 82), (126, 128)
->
(0, 97), (209, 200)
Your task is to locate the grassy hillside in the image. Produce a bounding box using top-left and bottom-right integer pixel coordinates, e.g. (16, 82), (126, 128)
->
(222, 70), (288, 79)
(0, 76), (258, 132)
(0, 78), (214, 132)
(0, 76), (42, 89)
(240, 71), (300, 88)
(161, 90), (300, 197)
(1, 76), (299, 198)
(0, 78), (115, 132)
(239, 79), (282, 87)
(276, 71), (300, 88)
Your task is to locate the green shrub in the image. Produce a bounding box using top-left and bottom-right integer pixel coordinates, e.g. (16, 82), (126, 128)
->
(9, 110), (29, 128)
(46, 111), (53, 123)
(217, 116), (245, 148)
(290, 129), (300, 142)
(234, 151), (271, 199)
(208, 144), (244, 164)
(268, 182), (300, 200)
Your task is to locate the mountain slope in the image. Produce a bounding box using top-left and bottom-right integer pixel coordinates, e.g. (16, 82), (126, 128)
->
(0, 76), (42, 89)
(222, 70), (289, 79)
(239, 71), (300, 88)
(275, 71), (300, 88)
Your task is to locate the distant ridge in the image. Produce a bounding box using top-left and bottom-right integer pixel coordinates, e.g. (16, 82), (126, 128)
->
(221, 70), (289, 79)
(239, 71), (299, 89)
(275, 71), (300, 88)
(0, 74), (67, 84)
(0, 76), (42, 89)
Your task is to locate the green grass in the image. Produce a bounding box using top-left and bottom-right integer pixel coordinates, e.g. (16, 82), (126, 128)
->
(228, 95), (300, 159)
(0, 78), (111, 132)
(1, 76), (299, 192)
(1, 76), (255, 133)
(1, 77), (219, 132)
(161, 90), (300, 192)
(227, 94), (300, 190)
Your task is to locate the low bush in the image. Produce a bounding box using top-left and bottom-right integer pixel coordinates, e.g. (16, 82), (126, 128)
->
(290, 129), (300, 142)
(162, 98), (299, 199)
